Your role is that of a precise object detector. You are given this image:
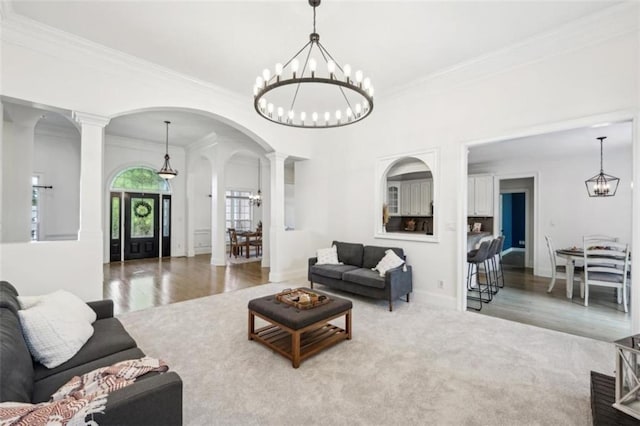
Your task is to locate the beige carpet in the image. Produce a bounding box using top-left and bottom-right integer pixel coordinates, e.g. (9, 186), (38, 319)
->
(118, 282), (614, 425)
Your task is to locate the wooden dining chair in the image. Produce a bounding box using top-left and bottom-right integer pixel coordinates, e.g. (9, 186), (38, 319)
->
(582, 240), (630, 312)
(249, 231), (262, 257)
(228, 228), (243, 258)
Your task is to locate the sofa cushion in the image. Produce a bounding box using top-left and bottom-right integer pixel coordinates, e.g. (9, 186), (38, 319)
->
(332, 241), (364, 267)
(343, 268), (386, 289)
(34, 317), (137, 381)
(363, 245), (405, 269)
(0, 309), (35, 403)
(31, 347), (145, 403)
(0, 281), (21, 315)
(311, 264), (359, 280)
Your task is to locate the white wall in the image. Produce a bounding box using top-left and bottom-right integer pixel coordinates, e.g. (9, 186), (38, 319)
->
(33, 121), (81, 241)
(307, 17), (638, 308)
(192, 156), (212, 254)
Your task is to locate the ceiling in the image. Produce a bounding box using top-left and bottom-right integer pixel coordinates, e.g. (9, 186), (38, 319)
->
(10, 1), (619, 99)
(468, 121), (632, 165)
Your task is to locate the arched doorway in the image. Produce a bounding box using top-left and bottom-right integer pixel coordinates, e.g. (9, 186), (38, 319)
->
(109, 167), (172, 261)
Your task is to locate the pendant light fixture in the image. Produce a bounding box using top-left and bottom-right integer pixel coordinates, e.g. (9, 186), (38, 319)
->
(252, 0), (374, 129)
(249, 158), (262, 207)
(585, 136), (619, 197)
(157, 120), (178, 180)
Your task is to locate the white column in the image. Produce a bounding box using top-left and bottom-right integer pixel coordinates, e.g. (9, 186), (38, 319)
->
(631, 112), (640, 334)
(266, 152), (287, 282)
(72, 112), (110, 242)
(1, 104), (43, 242)
(210, 150), (227, 266)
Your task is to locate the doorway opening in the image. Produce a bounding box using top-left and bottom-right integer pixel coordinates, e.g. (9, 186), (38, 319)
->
(109, 167), (172, 262)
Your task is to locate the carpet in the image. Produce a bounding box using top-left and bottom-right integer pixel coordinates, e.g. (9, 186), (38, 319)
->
(118, 282), (614, 425)
(227, 255), (262, 265)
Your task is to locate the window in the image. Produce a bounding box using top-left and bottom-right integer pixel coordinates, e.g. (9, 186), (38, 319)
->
(31, 176), (40, 241)
(225, 190), (252, 237)
(112, 167), (170, 192)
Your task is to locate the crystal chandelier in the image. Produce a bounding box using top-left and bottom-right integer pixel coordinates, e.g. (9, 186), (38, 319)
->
(253, 0), (374, 129)
(249, 158), (262, 207)
(585, 136), (619, 197)
(157, 120), (178, 180)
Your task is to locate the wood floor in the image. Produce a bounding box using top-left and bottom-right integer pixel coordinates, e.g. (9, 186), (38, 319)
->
(103, 255), (269, 315)
(470, 265), (631, 342)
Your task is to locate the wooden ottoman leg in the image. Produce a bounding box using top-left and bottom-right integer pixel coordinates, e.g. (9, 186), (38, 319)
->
(346, 310), (352, 340)
(292, 330), (301, 368)
(248, 310), (255, 340)
(310, 281), (314, 289)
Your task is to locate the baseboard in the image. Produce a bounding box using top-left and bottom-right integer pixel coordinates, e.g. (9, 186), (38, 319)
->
(413, 289), (457, 310)
(269, 268), (307, 283)
(194, 247), (211, 255)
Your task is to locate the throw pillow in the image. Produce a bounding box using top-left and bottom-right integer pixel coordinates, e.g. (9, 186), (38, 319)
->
(19, 303), (94, 368)
(316, 246), (342, 265)
(373, 249), (405, 277)
(18, 290), (97, 324)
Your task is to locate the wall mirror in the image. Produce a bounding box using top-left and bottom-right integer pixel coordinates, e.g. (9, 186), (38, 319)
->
(375, 150), (439, 242)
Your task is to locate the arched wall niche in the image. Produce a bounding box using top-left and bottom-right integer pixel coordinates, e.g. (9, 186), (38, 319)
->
(374, 149), (440, 243)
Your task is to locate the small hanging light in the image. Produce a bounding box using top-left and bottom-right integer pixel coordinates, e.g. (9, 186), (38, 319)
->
(249, 158), (262, 207)
(585, 136), (619, 197)
(157, 120), (178, 180)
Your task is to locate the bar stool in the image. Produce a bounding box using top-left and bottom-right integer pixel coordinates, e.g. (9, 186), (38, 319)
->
(467, 240), (492, 311)
(495, 236), (506, 289)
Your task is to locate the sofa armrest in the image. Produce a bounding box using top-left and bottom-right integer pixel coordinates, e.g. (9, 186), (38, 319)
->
(308, 257), (318, 282)
(93, 372), (183, 426)
(385, 265), (413, 299)
(86, 300), (114, 320)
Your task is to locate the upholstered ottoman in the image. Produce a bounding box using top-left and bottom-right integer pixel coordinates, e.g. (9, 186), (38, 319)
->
(248, 290), (352, 368)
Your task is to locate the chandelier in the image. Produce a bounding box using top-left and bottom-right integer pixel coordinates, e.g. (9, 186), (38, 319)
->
(585, 136), (619, 197)
(249, 158), (262, 207)
(157, 120), (178, 180)
(253, 0), (374, 129)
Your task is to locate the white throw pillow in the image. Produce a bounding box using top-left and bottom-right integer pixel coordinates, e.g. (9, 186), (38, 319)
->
(373, 249), (405, 277)
(316, 246), (342, 265)
(19, 303), (94, 368)
(18, 290), (97, 324)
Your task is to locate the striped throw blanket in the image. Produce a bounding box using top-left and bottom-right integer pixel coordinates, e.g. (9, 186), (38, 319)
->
(0, 357), (168, 426)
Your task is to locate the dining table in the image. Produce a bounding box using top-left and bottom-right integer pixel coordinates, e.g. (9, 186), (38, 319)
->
(555, 248), (584, 299)
(236, 231), (261, 259)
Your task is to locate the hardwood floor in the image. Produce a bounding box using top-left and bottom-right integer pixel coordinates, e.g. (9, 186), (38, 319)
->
(103, 255), (269, 315)
(470, 265), (631, 342)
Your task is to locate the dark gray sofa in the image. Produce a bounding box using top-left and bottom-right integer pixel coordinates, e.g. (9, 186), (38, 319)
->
(308, 241), (413, 311)
(0, 281), (183, 425)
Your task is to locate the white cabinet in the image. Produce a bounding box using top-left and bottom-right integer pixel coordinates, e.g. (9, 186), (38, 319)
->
(392, 179), (433, 216)
(386, 182), (401, 216)
(400, 184), (411, 215)
(468, 175), (494, 216)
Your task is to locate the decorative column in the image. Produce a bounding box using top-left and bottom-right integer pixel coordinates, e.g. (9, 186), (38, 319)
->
(72, 112), (110, 242)
(266, 152), (288, 281)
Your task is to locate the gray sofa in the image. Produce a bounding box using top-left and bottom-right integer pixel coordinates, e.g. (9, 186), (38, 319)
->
(308, 241), (413, 311)
(0, 281), (183, 425)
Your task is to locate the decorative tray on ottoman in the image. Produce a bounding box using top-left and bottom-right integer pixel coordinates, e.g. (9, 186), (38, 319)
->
(276, 288), (330, 310)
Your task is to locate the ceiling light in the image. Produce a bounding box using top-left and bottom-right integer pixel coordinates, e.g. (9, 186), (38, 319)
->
(249, 158), (262, 207)
(253, 0), (374, 129)
(157, 120), (178, 180)
(585, 136), (619, 197)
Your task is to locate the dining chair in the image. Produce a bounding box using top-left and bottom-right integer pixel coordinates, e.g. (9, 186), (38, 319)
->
(249, 231), (262, 257)
(545, 235), (581, 294)
(228, 228), (243, 258)
(582, 240), (630, 312)
(583, 234), (618, 243)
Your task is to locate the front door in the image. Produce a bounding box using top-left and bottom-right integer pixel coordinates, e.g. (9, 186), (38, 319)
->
(124, 193), (160, 260)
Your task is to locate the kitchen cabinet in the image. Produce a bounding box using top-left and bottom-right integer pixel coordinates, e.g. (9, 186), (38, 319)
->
(395, 179), (432, 216)
(468, 175), (494, 216)
(387, 182), (401, 216)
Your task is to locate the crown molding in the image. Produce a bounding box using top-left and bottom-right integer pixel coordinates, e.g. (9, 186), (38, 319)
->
(0, 10), (246, 108)
(382, 2), (639, 100)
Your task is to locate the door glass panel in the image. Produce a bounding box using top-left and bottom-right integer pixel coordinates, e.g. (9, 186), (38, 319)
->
(111, 196), (120, 240)
(130, 197), (155, 238)
(163, 198), (170, 237)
